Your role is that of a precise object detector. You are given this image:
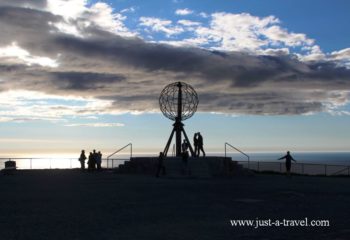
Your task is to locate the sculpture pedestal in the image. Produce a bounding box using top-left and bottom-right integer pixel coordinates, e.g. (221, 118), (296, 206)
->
(115, 156), (252, 178)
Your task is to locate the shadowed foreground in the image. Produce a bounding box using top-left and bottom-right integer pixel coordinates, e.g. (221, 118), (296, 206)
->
(0, 170), (349, 240)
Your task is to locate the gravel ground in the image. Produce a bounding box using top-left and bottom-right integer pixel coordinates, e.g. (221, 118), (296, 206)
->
(0, 170), (349, 240)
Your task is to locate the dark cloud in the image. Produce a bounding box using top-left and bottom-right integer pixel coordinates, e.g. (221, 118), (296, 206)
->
(0, 0), (46, 8)
(49, 72), (126, 90)
(0, 3), (350, 115)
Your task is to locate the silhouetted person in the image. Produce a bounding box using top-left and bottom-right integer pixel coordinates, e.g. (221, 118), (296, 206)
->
(96, 151), (102, 170)
(87, 152), (95, 171)
(92, 149), (97, 169)
(182, 139), (189, 153)
(181, 150), (189, 175)
(193, 133), (199, 157)
(78, 150), (87, 170)
(278, 151), (296, 176)
(156, 152), (166, 178)
(197, 132), (206, 157)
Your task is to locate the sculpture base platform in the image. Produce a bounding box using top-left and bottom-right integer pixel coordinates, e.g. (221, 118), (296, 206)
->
(115, 156), (252, 178)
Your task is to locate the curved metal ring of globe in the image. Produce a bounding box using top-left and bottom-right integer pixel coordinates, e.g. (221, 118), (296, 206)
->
(159, 82), (198, 121)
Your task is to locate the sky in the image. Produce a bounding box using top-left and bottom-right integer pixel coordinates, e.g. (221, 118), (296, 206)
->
(0, 0), (350, 156)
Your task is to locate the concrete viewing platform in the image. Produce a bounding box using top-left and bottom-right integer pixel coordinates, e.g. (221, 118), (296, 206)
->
(116, 156), (252, 177)
(0, 169), (349, 240)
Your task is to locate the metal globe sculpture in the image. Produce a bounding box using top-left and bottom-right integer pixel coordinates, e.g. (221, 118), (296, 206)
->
(159, 82), (198, 121)
(159, 82), (198, 157)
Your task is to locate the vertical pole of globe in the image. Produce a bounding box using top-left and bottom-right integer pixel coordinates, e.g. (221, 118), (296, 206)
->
(176, 82), (182, 156)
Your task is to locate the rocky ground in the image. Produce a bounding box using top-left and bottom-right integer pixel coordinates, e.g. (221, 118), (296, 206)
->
(0, 169), (349, 240)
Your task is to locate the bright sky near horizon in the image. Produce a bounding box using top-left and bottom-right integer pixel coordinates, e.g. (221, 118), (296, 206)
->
(0, 0), (350, 156)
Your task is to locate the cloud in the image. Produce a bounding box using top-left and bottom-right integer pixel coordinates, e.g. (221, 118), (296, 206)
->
(49, 71), (126, 90)
(0, 1), (349, 118)
(329, 48), (350, 67)
(331, 48), (350, 60)
(0, 42), (58, 67)
(46, 0), (134, 37)
(175, 8), (193, 16)
(0, 0), (46, 8)
(64, 122), (125, 127)
(120, 7), (136, 14)
(199, 12), (209, 18)
(192, 12), (315, 52)
(139, 17), (184, 36)
(157, 12), (319, 61)
(177, 19), (201, 27)
(261, 25), (314, 47)
(0, 90), (117, 123)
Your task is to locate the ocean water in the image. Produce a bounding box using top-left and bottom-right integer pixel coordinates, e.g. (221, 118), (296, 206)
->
(225, 152), (350, 165)
(1, 152), (350, 170)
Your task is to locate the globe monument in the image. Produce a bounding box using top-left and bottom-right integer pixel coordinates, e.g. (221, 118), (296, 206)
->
(159, 82), (198, 157)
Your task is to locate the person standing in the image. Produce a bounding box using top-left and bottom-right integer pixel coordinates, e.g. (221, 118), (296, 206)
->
(181, 149), (189, 176)
(97, 151), (102, 170)
(156, 152), (166, 178)
(92, 149), (97, 170)
(193, 133), (199, 157)
(182, 139), (189, 153)
(87, 152), (95, 171)
(78, 150), (87, 170)
(278, 151), (296, 176)
(197, 132), (206, 157)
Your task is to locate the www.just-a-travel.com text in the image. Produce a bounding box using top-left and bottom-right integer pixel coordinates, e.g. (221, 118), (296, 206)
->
(230, 218), (330, 229)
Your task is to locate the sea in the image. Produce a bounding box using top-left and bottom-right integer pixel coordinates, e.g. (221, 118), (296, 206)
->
(1, 152), (350, 170)
(225, 152), (350, 166)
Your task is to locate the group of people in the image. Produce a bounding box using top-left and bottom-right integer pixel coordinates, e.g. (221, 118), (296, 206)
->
(156, 132), (206, 177)
(78, 149), (103, 171)
(180, 132), (205, 160)
(193, 132), (205, 157)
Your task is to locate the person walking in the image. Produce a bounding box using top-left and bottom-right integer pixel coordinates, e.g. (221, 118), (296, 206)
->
(197, 132), (206, 157)
(78, 150), (87, 171)
(278, 151), (296, 177)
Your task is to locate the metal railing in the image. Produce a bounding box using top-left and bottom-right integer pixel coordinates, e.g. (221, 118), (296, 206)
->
(106, 143), (132, 169)
(0, 157), (78, 170)
(1, 154), (349, 176)
(235, 160), (350, 176)
(225, 142), (250, 168)
(0, 157), (128, 170)
(331, 166), (350, 176)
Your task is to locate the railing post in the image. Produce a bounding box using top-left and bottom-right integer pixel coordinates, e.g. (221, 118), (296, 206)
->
(70, 159), (72, 169)
(130, 144), (133, 159)
(324, 165), (327, 176)
(224, 142), (249, 168)
(107, 143), (133, 163)
(302, 163), (304, 175)
(30, 158), (32, 169)
(225, 143), (227, 158)
(280, 162), (282, 172)
(50, 159), (52, 169)
(112, 159), (114, 169)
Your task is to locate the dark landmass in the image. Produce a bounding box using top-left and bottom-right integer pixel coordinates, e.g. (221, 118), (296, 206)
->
(0, 170), (349, 240)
